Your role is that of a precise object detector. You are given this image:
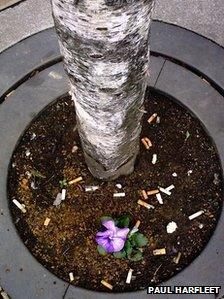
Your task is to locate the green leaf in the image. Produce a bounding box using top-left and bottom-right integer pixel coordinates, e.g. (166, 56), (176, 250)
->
(59, 179), (68, 188)
(124, 240), (133, 257)
(116, 215), (130, 228)
(30, 169), (46, 178)
(113, 250), (126, 259)
(100, 216), (112, 222)
(129, 249), (143, 261)
(97, 245), (107, 256)
(131, 233), (148, 247)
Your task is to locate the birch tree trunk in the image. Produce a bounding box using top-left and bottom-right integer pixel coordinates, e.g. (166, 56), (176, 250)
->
(52, 0), (154, 180)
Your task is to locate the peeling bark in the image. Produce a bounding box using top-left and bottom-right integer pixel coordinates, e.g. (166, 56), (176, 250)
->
(51, 0), (154, 180)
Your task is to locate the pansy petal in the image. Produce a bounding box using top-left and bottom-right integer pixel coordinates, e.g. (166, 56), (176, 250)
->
(111, 237), (125, 252)
(95, 236), (110, 249)
(102, 220), (116, 232)
(105, 242), (114, 253)
(96, 230), (112, 238)
(115, 227), (130, 239)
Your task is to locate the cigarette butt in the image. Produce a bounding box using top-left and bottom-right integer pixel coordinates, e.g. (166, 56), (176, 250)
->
(115, 183), (122, 189)
(152, 154), (157, 164)
(141, 138), (148, 149)
(144, 137), (152, 147)
(173, 252), (181, 264)
(153, 248), (166, 255)
(141, 137), (152, 149)
(141, 190), (148, 200)
(101, 280), (113, 290)
(130, 221), (140, 235)
(158, 187), (171, 196)
(147, 189), (159, 196)
(113, 192), (125, 197)
(13, 199), (26, 213)
(166, 185), (175, 192)
(85, 186), (99, 192)
(156, 193), (163, 204)
(139, 107), (147, 114)
(148, 113), (157, 124)
(69, 272), (74, 282)
(188, 210), (204, 220)
(44, 217), (51, 227)
(61, 189), (66, 200)
(6, 90), (15, 98)
(137, 199), (155, 210)
(126, 268), (133, 284)
(134, 220), (141, 229)
(68, 176), (83, 185)
(0, 290), (10, 299)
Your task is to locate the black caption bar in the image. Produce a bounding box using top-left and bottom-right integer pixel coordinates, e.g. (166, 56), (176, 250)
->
(147, 286), (221, 295)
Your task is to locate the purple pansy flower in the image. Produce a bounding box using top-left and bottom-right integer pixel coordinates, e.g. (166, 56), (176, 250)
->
(96, 220), (130, 253)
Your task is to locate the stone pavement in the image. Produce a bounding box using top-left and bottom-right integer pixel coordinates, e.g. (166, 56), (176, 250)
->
(0, 0), (224, 52)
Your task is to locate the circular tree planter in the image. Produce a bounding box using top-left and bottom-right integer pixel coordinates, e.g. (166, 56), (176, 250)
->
(0, 22), (224, 299)
(7, 89), (223, 293)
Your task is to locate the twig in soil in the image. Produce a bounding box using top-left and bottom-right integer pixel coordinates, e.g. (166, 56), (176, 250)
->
(156, 193), (163, 204)
(44, 218), (51, 227)
(12, 199), (26, 213)
(141, 190), (148, 200)
(68, 176), (83, 185)
(69, 272), (74, 282)
(152, 154), (157, 164)
(153, 248), (166, 255)
(141, 137), (152, 149)
(62, 246), (71, 256)
(101, 280), (113, 290)
(41, 174), (55, 187)
(147, 113), (157, 124)
(137, 199), (155, 210)
(188, 210), (204, 220)
(126, 268), (133, 284)
(173, 252), (181, 264)
(113, 192), (125, 197)
(151, 264), (162, 282)
(147, 189), (159, 196)
(30, 169), (46, 179)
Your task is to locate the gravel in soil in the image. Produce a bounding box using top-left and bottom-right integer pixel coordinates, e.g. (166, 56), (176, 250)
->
(7, 89), (223, 292)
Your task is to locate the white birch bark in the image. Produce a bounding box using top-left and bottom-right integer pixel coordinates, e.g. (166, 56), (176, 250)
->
(52, 0), (154, 180)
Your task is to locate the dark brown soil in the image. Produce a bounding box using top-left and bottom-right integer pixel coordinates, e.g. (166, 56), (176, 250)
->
(7, 89), (223, 292)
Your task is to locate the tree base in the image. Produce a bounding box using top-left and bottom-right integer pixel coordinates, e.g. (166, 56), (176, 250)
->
(84, 151), (138, 181)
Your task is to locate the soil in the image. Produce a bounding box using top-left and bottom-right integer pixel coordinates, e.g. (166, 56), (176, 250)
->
(7, 89), (223, 292)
